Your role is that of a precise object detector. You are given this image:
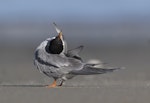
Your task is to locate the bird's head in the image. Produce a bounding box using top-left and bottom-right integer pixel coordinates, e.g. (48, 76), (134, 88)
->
(45, 23), (64, 54)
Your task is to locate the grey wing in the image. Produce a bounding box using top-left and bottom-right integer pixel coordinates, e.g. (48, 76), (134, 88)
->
(69, 65), (122, 75)
(35, 49), (84, 75)
(66, 45), (84, 60)
(34, 58), (63, 78)
(57, 58), (84, 74)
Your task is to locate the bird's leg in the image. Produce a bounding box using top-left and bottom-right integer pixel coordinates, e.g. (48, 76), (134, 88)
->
(46, 79), (57, 88)
(57, 79), (64, 86)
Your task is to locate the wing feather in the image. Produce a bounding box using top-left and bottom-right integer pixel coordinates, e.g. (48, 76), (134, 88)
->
(66, 45), (84, 60)
(70, 65), (122, 75)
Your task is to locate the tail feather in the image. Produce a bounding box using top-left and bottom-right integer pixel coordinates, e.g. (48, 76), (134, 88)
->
(70, 66), (123, 75)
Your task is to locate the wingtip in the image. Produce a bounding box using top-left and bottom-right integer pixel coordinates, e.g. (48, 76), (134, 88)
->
(113, 67), (126, 72)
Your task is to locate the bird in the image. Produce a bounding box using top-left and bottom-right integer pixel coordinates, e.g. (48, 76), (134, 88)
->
(34, 23), (122, 88)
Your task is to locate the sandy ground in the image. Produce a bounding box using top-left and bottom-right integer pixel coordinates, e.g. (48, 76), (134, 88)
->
(0, 86), (150, 103)
(0, 45), (150, 103)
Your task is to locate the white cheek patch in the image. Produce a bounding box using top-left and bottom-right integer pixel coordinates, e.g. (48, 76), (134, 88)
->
(61, 40), (67, 54)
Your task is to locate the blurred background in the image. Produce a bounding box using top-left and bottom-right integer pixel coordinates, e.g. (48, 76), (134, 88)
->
(0, 0), (150, 103)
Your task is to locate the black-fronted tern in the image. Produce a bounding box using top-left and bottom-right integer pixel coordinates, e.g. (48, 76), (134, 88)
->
(34, 23), (122, 88)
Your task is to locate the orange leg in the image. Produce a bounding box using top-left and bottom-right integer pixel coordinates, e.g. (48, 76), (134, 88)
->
(46, 80), (57, 88)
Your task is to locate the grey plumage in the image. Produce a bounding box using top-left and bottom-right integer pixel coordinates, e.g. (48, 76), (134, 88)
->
(34, 23), (122, 87)
(34, 38), (83, 80)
